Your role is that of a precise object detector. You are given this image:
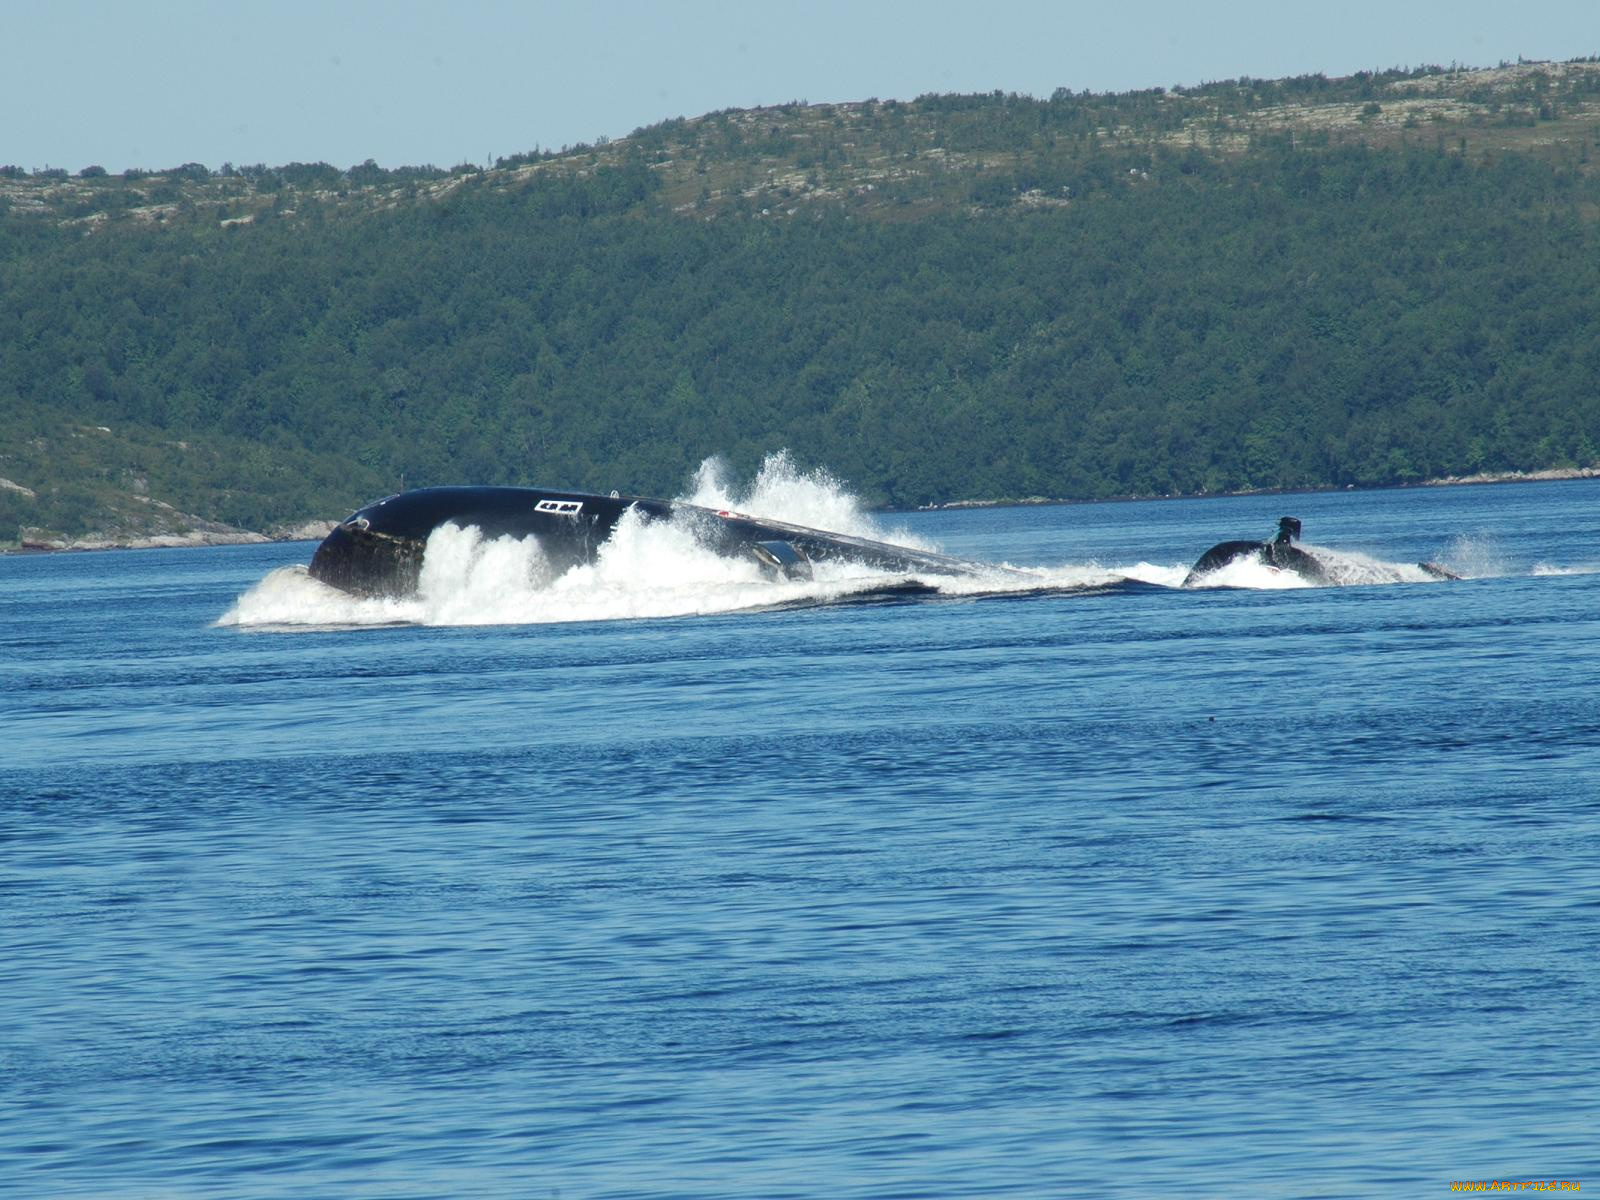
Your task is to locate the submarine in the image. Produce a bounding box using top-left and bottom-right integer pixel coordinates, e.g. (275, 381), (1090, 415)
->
(308, 485), (1016, 597)
(1181, 516), (1461, 586)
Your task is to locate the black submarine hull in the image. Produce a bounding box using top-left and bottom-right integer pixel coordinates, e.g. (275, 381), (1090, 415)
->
(309, 486), (1008, 597)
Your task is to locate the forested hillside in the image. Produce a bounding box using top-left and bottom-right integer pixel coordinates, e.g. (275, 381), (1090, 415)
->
(4, 59), (1600, 543)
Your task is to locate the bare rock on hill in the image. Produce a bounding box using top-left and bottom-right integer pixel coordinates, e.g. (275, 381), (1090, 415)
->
(270, 518), (338, 542)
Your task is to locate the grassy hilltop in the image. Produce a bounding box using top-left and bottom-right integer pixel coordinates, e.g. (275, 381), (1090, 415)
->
(4, 59), (1600, 544)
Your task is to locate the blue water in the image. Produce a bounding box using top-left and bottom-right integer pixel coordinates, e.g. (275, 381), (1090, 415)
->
(4, 480), (1599, 1198)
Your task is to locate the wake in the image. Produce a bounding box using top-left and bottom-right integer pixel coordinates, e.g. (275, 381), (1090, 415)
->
(217, 454), (1518, 631)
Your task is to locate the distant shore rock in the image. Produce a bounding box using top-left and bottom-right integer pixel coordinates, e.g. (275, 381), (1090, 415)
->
(18, 528), (272, 552)
(11, 508), (338, 553)
(268, 518), (338, 542)
(1423, 466), (1600, 487)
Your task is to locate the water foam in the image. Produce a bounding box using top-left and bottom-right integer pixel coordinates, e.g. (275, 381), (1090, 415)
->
(217, 564), (422, 628)
(1182, 544), (1457, 589)
(1531, 562), (1600, 577)
(686, 451), (938, 551)
(1185, 555), (1316, 590)
(1303, 547), (1441, 587)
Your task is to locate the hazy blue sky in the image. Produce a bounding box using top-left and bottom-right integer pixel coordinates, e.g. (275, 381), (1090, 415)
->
(5, 1), (1596, 173)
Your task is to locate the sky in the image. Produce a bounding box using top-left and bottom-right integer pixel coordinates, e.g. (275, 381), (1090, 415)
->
(4, 1), (1597, 174)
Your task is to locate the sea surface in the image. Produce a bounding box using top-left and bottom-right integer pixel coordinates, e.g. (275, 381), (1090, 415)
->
(4, 474), (1599, 1198)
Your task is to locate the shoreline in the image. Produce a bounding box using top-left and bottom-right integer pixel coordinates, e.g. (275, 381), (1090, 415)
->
(6, 520), (337, 556)
(6, 467), (1597, 554)
(910, 465), (1600, 512)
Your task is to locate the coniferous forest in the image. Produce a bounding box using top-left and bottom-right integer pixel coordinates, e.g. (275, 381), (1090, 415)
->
(3, 61), (1600, 542)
